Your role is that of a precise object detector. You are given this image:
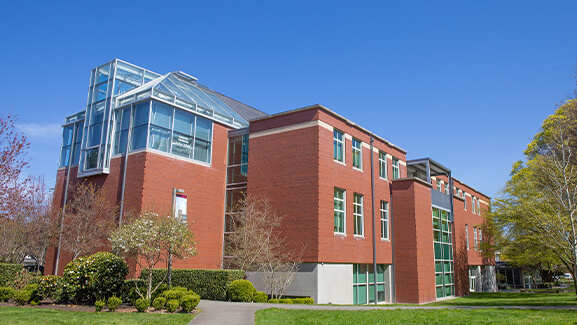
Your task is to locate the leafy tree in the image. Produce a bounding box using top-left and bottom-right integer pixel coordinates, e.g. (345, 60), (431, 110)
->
(495, 98), (577, 293)
(109, 210), (196, 300)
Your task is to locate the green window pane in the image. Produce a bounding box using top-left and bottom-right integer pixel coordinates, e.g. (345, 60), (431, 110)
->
(353, 264), (358, 284)
(436, 274), (443, 285)
(435, 261), (443, 273)
(436, 287), (444, 298)
(368, 284), (375, 304)
(433, 218), (440, 230)
(377, 284), (385, 303)
(353, 285), (358, 304)
(434, 243), (442, 259)
(443, 244), (451, 259)
(358, 285), (367, 304)
(368, 264), (375, 283)
(445, 285), (452, 297)
(358, 264), (367, 283)
(377, 264), (385, 282)
(434, 230), (441, 242)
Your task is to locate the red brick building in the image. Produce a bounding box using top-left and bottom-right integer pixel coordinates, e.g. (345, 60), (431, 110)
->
(45, 59), (495, 304)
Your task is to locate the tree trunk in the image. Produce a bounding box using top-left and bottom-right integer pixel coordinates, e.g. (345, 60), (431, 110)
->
(147, 270), (153, 300)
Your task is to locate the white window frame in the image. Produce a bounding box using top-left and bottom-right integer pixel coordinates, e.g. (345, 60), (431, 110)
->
(334, 129), (345, 163)
(465, 224), (469, 250)
(380, 201), (389, 240)
(437, 179), (442, 192)
(474, 226), (478, 251)
(445, 183), (449, 195)
(478, 228), (482, 249)
(334, 188), (346, 234)
(379, 151), (387, 180)
(352, 138), (362, 170)
(464, 192), (467, 210)
(392, 158), (400, 179)
(477, 200), (481, 215)
(472, 197), (476, 214)
(354, 193), (364, 236)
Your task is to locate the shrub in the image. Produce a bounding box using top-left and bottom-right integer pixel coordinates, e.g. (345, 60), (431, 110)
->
(135, 298), (150, 312)
(268, 299), (279, 303)
(279, 298), (293, 304)
(161, 288), (188, 301)
(106, 296), (122, 312)
(166, 299), (179, 312)
(140, 268), (244, 300)
(180, 293), (200, 313)
(292, 297), (314, 304)
(95, 299), (106, 312)
(252, 291), (267, 303)
(37, 275), (63, 301)
(15, 289), (31, 305)
(63, 252), (129, 302)
(0, 287), (14, 302)
(153, 297), (166, 310)
(0, 263), (24, 287)
(228, 279), (256, 302)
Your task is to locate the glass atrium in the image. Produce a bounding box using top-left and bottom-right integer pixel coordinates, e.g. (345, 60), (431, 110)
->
(59, 59), (248, 176)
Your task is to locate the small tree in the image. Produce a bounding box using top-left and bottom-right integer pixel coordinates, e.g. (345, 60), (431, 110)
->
(109, 210), (196, 300)
(225, 195), (302, 299)
(59, 183), (117, 260)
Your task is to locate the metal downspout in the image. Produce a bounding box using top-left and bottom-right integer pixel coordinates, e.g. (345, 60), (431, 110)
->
(370, 135), (378, 304)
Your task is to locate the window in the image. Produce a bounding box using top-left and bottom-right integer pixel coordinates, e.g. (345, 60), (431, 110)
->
(445, 183), (449, 195)
(474, 226), (478, 251)
(380, 201), (389, 240)
(436, 179), (442, 192)
(478, 228), (482, 249)
(433, 208), (454, 298)
(465, 224), (469, 250)
(392, 158), (400, 179)
(334, 188), (345, 234)
(477, 200), (481, 215)
(354, 193), (364, 236)
(113, 107), (131, 154)
(59, 125), (74, 167)
(333, 129), (344, 163)
(472, 197), (476, 214)
(353, 264), (386, 304)
(379, 151), (387, 179)
(464, 192), (467, 210)
(352, 138), (362, 169)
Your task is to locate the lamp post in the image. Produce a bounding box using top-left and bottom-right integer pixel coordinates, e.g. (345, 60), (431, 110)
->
(168, 188), (184, 288)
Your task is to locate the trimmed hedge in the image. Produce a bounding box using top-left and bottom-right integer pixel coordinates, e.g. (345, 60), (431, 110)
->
(140, 269), (245, 301)
(227, 279), (256, 302)
(0, 263), (24, 287)
(253, 291), (268, 303)
(268, 297), (314, 304)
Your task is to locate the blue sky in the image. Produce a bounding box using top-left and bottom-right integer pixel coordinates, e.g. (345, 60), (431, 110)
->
(1, 1), (576, 198)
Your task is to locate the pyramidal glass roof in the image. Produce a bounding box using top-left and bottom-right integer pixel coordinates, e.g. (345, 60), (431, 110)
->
(116, 71), (248, 128)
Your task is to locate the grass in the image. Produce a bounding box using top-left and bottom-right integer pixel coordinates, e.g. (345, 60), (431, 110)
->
(0, 306), (195, 325)
(427, 291), (577, 306)
(255, 308), (577, 325)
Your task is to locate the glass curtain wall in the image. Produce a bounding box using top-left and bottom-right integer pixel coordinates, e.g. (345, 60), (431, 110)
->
(353, 264), (386, 304)
(433, 207), (454, 298)
(223, 134), (249, 268)
(59, 121), (84, 167)
(112, 100), (213, 164)
(79, 60), (161, 176)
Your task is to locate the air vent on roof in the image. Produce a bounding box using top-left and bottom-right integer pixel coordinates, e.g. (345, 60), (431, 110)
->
(174, 71), (198, 82)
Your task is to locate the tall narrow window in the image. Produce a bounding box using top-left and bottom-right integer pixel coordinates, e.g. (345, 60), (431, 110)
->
(392, 158), (400, 179)
(436, 179), (442, 191)
(59, 125), (74, 167)
(334, 188), (345, 234)
(380, 201), (389, 240)
(445, 183), (449, 195)
(474, 226), (478, 251)
(352, 138), (362, 169)
(354, 193), (364, 236)
(478, 228), (482, 250)
(379, 151), (387, 179)
(464, 192), (467, 210)
(477, 200), (481, 215)
(472, 197), (476, 214)
(465, 224), (469, 250)
(334, 130), (344, 163)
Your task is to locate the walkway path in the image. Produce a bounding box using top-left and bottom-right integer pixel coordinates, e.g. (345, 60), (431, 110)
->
(189, 299), (577, 325)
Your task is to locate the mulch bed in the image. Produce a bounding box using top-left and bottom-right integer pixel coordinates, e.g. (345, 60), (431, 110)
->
(0, 300), (200, 315)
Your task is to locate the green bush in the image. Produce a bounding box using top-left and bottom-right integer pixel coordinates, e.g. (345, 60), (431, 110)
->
(268, 299), (279, 303)
(140, 268), (244, 300)
(37, 275), (63, 301)
(162, 288), (188, 301)
(152, 297), (166, 310)
(0, 263), (24, 287)
(63, 252), (128, 302)
(252, 291), (268, 303)
(180, 294), (200, 313)
(227, 279), (256, 302)
(292, 297), (314, 304)
(95, 299), (106, 312)
(134, 298), (150, 312)
(15, 290), (31, 305)
(0, 287), (14, 302)
(166, 299), (179, 312)
(106, 296), (122, 312)
(279, 298), (293, 304)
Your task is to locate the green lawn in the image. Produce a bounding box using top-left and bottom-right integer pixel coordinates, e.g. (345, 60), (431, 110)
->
(0, 306), (195, 325)
(255, 308), (577, 325)
(427, 291), (577, 306)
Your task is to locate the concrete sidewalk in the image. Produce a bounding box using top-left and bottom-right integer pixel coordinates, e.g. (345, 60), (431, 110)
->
(189, 299), (577, 325)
